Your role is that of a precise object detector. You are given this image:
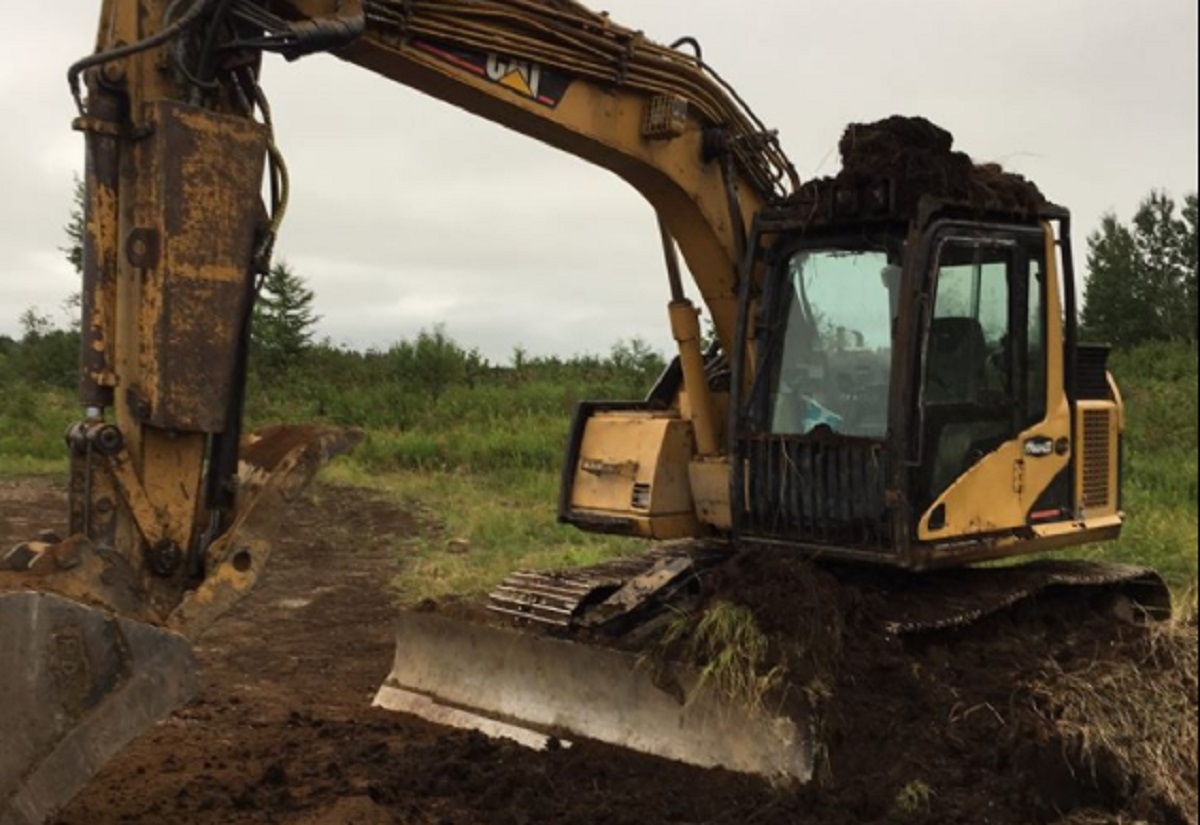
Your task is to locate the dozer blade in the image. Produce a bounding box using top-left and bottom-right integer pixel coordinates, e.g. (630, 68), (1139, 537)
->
(0, 592), (196, 825)
(375, 610), (814, 782)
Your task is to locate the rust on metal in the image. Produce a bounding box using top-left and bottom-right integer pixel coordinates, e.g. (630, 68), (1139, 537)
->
(167, 426), (363, 638)
(135, 101), (269, 434)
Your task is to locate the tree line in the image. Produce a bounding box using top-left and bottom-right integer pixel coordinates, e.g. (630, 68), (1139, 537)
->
(3, 184), (1195, 403)
(1082, 190), (1197, 349)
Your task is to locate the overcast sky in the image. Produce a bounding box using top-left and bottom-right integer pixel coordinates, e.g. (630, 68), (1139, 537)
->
(1, 1), (1196, 362)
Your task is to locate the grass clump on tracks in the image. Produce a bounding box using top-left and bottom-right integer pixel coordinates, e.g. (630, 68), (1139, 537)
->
(658, 600), (788, 714)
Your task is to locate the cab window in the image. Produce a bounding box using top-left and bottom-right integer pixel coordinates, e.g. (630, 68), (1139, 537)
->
(768, 247), (896, 439)
(919, 233), (1047, 504)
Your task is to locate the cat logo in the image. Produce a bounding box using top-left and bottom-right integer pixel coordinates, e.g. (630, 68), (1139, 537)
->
(413, 38), (573, 109)
(485, 55), (544, 102)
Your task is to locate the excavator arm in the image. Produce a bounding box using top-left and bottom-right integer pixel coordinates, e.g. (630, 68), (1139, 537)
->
(2, 2), (797, 820)
(52, 0), (795, 629)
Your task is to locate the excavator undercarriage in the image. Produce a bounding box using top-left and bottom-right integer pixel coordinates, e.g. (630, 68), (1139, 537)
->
(378, 547), (1170, 783)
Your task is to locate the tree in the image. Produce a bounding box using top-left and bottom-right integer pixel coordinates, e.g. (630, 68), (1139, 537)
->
(1082, 190), (1198, 348)
(252, 261), (319, 373)
(19, 307), (54, 342)
(13, 306), (80, 388)
(63, 176), (85, 276)
(609, 336), (667, 389)
(1180, 193), (1198, 346)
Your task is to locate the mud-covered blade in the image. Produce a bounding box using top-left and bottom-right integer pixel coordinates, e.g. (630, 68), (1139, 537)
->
(0, 592), (197, 825)
(375, 611), (813, 782)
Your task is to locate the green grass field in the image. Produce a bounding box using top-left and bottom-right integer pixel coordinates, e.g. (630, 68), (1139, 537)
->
(2, 339), (1195, 605)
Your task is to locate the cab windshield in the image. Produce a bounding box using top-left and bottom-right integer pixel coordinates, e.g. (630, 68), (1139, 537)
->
(769, 247), (897, 439)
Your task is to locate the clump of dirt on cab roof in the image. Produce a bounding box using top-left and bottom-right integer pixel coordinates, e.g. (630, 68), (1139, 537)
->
(814, 114), (1048, 215)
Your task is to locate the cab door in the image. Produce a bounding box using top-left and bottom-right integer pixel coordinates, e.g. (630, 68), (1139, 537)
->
(914, 223), (1070, 542)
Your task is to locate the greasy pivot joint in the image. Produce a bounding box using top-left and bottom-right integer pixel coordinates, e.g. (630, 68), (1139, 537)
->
(65, 422), (124, 456)
(147, 540), (184, 578)
(92, 425), (124, 456)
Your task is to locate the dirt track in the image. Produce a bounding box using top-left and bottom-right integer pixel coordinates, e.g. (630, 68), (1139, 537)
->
(0, 477), (1194, 825)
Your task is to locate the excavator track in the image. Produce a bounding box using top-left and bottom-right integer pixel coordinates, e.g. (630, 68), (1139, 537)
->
(379, 547), (1173, 785)
(486, 541), (730, 630)
(871, 560), (1173, 636)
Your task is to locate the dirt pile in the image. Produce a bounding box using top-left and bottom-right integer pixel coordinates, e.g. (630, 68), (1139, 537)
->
(796, 114), (1047, 216)
(682, 550), (1199, 825)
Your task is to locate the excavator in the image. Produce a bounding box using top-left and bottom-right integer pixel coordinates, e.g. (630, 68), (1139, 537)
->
(0, 1), (1174, 822)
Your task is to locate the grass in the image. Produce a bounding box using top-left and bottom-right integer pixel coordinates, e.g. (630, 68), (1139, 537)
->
(893, 780), (936, 816)
(323, 461), (640, 603)
(657, 601), (787, 714)
(0, 379), (75, 475)
(0, 455), (68, 476)
(1025, 620), (1199, 821)
(1, 340), (1194, 603)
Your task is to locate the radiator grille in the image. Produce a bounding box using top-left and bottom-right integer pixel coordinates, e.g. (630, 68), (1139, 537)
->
(1081, 410), (1113, 510)
(743, 436), (890, 550)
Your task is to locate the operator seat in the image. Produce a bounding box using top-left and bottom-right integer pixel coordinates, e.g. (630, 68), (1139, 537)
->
(921, 317), (1009, 507)
(925, 317), (988, 404)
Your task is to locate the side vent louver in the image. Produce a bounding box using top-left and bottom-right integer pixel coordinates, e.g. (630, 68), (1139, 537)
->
(1081, 409), (1112, 510)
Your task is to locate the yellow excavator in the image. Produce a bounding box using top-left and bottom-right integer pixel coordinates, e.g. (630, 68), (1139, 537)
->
(0, 1), (1172, 822)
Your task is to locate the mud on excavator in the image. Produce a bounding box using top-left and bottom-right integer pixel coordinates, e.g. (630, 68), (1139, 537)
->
(0, 1), (1173, 822)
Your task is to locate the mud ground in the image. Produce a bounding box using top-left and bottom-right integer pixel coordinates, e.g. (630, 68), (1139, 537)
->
(0, 477), (1193, 825)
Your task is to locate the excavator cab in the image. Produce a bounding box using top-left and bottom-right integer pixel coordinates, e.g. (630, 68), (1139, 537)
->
(559, 192), (1124, 572)
(733, 197), (1122, 570)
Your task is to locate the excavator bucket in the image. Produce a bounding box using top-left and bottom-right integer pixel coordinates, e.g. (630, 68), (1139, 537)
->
(0, 425), (360, 825)
(0, 592), (196, 825)
(375, 611), (815, 782)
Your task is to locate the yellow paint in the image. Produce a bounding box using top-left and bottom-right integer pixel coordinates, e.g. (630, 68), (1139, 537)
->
(688, 459), (732, 530)
(569, 411), (698, 534)
(499, 70), (534, 98)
